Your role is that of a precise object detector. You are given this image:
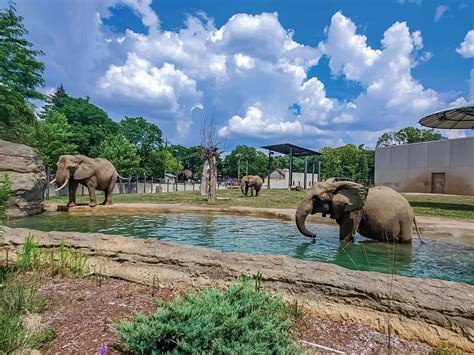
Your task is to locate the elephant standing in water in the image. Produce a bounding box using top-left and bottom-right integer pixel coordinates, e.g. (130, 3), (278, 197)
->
(240, 175), (263, 197)
(295, 179), (422, 243)
(52, 155), (119, 207)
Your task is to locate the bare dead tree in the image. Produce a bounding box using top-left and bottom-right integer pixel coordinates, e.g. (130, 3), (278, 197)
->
(200, 118), (220, 203)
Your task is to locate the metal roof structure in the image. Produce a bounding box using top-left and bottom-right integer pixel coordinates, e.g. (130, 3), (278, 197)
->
(261, 143), (321, 156)
(419, 103), (474, 129)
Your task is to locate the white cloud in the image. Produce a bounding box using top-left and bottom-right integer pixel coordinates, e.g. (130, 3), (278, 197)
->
(434, 5), (449, 22)
(456, 30), (474, 58)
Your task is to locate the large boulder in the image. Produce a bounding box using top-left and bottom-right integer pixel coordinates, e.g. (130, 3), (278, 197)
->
(0, 140), (46, 217)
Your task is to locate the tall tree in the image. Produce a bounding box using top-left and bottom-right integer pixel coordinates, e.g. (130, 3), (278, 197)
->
(98, 135), (140, 176)
(376, 127), (446, 147)
(223, 145), (268, 178)
(33, 110), (78, 167)
(319, 144), (370, 184)
(119, 117), (163, 172)
(0, 2), (45, 142)
(149, 148), (184, 178)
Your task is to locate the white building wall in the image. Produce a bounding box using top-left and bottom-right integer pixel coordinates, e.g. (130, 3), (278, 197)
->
(375, 137), (474, 195)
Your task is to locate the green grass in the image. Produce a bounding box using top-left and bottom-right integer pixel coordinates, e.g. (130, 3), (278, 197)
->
(115, 279), (302, 354)
(49, 188), (474, 220)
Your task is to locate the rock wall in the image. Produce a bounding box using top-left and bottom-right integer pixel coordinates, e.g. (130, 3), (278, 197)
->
(0, 140), (46, 217)
(1, 226), (473, 352)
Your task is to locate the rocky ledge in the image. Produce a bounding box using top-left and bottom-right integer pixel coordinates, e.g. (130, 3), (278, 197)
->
(0, 140), (46, 217)
(1, 226), (473, 351)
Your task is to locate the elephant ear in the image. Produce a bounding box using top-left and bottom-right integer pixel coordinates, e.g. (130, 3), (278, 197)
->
(74, 158), (95, 180)
(333, 181), (368, 212)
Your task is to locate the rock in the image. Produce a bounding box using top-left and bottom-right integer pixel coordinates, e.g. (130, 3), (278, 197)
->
(1, 225), (473, 352)
(0, 140), (46, 217)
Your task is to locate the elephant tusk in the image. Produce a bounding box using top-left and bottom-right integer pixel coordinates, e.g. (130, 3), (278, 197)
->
(50, 178), (56, 185)
(55, 178), (69, 191)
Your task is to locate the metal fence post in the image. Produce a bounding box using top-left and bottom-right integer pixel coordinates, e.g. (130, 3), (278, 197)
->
(128, 177), (131, 193)
(45, 166), (50, 200)
(167, 180), (169, 192)
(143, 175), (146, 193)
(151, 176), (154, 193)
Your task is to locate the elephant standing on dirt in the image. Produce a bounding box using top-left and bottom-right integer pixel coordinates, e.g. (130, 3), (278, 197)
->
(295, 179), (422, 243)
(52, 155), (119, 207)
(240, 175), (263, 197)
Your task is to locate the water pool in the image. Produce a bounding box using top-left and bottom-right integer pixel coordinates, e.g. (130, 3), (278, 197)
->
(8, 212), (474, 284)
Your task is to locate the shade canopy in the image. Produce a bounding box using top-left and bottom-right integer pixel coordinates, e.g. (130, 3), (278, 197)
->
(419, 104), (474, 129)
(261, 143), (321, 156)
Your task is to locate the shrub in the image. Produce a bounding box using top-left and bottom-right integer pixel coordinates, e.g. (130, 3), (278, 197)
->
(115, 281), (302, 354)
(0, 174), (11, 222)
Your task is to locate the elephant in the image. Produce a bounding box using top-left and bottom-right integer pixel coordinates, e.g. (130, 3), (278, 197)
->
(51, 155), (119, 207)
(240, 175), (263, 197)
(295, 178), (422, 244)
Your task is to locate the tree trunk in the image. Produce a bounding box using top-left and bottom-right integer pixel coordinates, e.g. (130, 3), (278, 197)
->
(208, 155), (217, 203)
(200, 160), (209, 196)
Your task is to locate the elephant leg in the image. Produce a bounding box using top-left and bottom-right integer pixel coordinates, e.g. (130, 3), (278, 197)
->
(337, 213), (359, 242)
(86, 181), (98, 207)
(245, 185), (249, 197)
(255, 187), (260, 197)
(67, 181), (78, 207)
(103, 179), (115, 205)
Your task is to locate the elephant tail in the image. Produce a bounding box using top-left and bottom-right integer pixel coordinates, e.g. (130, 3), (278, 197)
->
(413, 216), (425, 244)
(117, 174), (129, 180)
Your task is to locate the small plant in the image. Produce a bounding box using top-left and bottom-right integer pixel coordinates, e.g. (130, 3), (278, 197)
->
(115, 281), (302, 354)
(0, 175), (11, 222)
(429, 345), (461, 355)
(16, 234), (43, 271)
(29, 326), (56, 350)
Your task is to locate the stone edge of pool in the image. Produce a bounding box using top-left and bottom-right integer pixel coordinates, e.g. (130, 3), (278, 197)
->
(44, 202), (474, 241)
(1, 226), (473, 351)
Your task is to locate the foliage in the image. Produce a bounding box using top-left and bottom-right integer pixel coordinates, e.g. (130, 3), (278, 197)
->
(31, 110), (78, 167)
(0, 271), (47, 353)
(223, 145), (268, 178)
(169, 144), (203, 177)
(120, 117), (163, 173)
(377, 126), (446, 147)
(115, 280), (302, 354)
(15, 234), (89, 277)
(99, 134), (140, 176)
(0, 175), (11, 222)
(429, 345), (461, 355)
(319, 144), (373, 185)
(149, 148), (184, 178)
(45, 88), (119, 157)
(0, 2), (45, 142)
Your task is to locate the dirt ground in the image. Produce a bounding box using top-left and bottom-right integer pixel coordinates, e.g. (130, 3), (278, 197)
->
(26, 273), (433, 354)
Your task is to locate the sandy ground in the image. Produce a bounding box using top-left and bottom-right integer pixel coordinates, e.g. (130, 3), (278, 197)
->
(26, 273), (432, 354)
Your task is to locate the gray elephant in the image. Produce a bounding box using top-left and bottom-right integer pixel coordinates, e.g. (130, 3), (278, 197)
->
(295, 179), (422, 243)
(52, 155), (119, 207)
(240, 175), (263, 197)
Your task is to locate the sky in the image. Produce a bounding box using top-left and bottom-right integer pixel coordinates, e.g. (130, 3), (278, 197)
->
(13, 0), (474, 150)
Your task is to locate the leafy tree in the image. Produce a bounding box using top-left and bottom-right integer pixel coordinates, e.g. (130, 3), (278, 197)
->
(223, 145), (268, 178)
(33, 110), (77, 167)
(98, 135), (140, 176)
(40, 84), (68, 117)
(319, 144), (371, 184)
(149, 148), (184, 178)
(0, 2), (45, 142)
(376, 126), (446, 147)
(119, 117), (162, 172)
(45, 89), (119, 157)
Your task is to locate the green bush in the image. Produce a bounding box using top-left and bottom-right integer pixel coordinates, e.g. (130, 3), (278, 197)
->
(0, 174), (11, 222)
(115, 281), (302, 354)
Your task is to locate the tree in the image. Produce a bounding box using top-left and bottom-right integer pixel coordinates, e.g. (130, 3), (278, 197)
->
(376, 127), (446, 147)
(98, 135), (140, 176)
(40, 84), (68, 117)
(33, 110), (78, 167)
(119, 117), (163, 172)
(319, 144), (370, 184)
(149, 148), (184, 178)
(0, 2), (45, 142)
(44, 89), (119, 157)
(223, 145), (268, 179)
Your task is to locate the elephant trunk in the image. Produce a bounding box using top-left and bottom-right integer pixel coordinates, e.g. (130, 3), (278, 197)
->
(295, 196), (316, 238)
(54, 168), (70, 191)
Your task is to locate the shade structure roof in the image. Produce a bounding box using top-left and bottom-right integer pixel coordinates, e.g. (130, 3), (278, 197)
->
(419, 104), (474, 129)
(261, 143), (321, 156)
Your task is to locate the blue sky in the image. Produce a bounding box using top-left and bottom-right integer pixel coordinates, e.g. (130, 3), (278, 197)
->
(15, 0), (474, 149)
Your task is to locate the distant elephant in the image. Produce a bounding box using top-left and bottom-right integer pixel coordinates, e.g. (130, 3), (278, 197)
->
(240, 175), (263, 197)
(52, 155), (119, 207)
(295, 179), (422, 243)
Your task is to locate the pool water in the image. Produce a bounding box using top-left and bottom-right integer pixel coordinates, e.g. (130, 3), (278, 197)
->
(8, 213), (474, 284)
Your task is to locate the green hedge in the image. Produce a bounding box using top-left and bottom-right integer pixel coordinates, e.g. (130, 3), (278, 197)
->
(115, 281), (302, 354)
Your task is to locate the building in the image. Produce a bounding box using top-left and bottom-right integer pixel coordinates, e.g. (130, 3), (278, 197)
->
(375, 137), (474, 195)
(269, 168), (319, 189)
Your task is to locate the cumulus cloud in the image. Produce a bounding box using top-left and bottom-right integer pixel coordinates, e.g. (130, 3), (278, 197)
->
(456, 30), (474, 58)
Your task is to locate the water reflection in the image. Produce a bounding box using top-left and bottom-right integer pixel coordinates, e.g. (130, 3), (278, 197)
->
(7, 212), (473, 284)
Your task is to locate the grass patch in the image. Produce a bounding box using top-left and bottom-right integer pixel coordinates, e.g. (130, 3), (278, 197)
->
(48, 189), (474, 220)
(115, 279), (302, 354)
(0, 269), (49, 353)
(16, 234), (89, 277)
